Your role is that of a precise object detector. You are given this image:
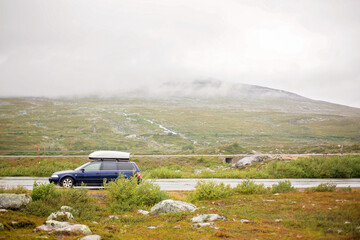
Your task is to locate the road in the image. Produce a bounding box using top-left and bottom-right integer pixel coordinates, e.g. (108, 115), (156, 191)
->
(0, 177), (359, 191)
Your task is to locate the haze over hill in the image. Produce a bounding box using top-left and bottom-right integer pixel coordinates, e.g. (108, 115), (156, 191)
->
(1, 82), (359, 155)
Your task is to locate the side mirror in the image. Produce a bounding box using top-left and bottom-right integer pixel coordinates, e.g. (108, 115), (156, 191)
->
(81, 169), (85, 173)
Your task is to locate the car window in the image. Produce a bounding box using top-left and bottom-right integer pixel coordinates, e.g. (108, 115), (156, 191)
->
(101, 162), (118, 170)
(83, 162), (101, 171)
(117, 162), (135, 171)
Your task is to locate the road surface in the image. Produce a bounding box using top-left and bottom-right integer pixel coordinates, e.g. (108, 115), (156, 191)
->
(0, 177), (359, 190)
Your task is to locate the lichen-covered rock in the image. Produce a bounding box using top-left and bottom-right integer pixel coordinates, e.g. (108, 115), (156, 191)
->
(150, 200), (197, 214)
(233, 155), (270, 168)
(190, 214), (227, 223)
(0, 194), (31, 210)
(80, 235), (101, 240)
(36, 220), (91, 235)
(137, 209), (149, 215)
(47, 211), (74, 221)
(60, 206), (76, 212)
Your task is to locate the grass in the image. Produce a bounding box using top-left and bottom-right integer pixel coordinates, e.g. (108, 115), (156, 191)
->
(1, 155), (360, 179)
(1, 189), (359, 239)
(1, 97), (360, 155)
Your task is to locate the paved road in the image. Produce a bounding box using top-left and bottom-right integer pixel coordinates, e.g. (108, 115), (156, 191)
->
(0, 177), (359, 190)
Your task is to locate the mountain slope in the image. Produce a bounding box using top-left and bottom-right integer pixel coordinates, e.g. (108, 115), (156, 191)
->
(1, 82), (359, 155)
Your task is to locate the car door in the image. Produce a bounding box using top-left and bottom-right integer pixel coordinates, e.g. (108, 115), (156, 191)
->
(117, 162), (135, 179)
(77, 162), (102, 185)
(99, 161), (119, 183)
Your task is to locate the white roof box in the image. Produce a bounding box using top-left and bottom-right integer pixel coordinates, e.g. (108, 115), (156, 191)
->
(89, 151), (130, 160)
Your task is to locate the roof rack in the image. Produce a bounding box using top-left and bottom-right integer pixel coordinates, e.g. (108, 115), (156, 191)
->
(88, 151), (130, 161)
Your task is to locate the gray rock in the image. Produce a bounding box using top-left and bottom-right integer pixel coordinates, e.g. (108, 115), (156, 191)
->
(60, 206), (76, 212)
(47, 211), (74, 221)
(240, 219), (250, 223)
(191, 222), (215, 228)
(0, 222), (4, 230)
(147, 226), (157, 229)
(150, 200), (197, 214)
(80, 235), (101, 240)
(137, 209), (149, 215)
(190, 214), (227, 223)
(36, 220), (91, 235)
(0, 209), (8, 212)
(0, 194), (31, 210)
(233, 155), (270, 168)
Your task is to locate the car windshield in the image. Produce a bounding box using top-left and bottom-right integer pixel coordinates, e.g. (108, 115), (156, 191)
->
(75, 162), (91, 171)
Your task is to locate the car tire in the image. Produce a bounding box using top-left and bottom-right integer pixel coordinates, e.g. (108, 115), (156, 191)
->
(61, 177), (74, 188)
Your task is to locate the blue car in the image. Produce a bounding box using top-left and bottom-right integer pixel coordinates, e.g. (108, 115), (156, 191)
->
(49, 151), (141, 188)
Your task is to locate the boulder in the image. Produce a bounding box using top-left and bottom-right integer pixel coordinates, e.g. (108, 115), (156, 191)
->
(47, 211), (74, 221)
(190, 214), (227, 223)
(36, 220), (91, 235)
(150, 200), (197, 214)
(80, 235), (101, 240)
(0, 194), (31, 210)
(233, 155), (270, 168)
(137, 209), (149, 215)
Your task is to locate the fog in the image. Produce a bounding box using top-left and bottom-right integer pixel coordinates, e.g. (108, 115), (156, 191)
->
(0, 0), (360, 107)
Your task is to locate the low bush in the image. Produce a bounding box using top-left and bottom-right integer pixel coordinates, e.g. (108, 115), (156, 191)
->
(30, 182), (56, 201)
(337, 186), (352, 192)
(233, 179), (270, 194)
(0, 185), (27, 194)
(187, 180), (232, 202)
(306, 183), (337, 192)
(105, 177), (168, 212)
(147, 167), (182, 178)
(26, 187), (98, 220)
(272, 180), (298, 193)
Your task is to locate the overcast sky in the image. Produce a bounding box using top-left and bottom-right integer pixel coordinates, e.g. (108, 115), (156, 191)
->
(1, 0), (360, 107)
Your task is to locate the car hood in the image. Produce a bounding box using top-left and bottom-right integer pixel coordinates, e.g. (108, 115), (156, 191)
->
(52, 170), (76, 175)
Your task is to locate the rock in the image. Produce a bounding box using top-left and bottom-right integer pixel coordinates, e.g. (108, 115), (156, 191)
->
(80, 235), (102, 240)
(36, 220), (91, 235)
(233, 155), (270, 168)
(137, 209), (149, 215)
(147, 226), (157, 229)
(0, 209), (8, 212)
(61, 206), (76, 212)
(344, 221), (351, 224)
(150, 200), (197, 214)
(240, 219), (250, 223)
(108, 215), (119, 219)
(47, 211), (74, 221)
(191, 222), (215, 228)
(174, 225), (181, 229)
(0, 222), (4, 230)
(0, 194), (31, 210)
(275, 219), (282, 222)
(190, 214), (227, 223)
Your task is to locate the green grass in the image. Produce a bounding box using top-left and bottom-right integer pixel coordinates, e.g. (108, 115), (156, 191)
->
(1, 97), (360, 155)
(1, 155), (360, 179)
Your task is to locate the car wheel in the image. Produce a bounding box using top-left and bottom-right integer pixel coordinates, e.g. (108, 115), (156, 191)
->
(61, 177), (74, 188)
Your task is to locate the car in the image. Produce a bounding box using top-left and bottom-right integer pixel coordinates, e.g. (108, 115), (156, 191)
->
(49, 151), (141, 188)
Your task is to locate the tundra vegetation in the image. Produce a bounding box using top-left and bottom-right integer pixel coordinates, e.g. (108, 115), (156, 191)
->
(0, 181), (359, 239)
(1, 98), (360, 155)
(1, 155), (359, 179)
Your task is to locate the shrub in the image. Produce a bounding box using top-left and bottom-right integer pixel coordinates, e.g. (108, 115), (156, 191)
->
(26, 187), (97, 220)
(306, 183), (336, 192)
(272, 180), (298, 193)
(233, 179), (270, 194)
(0, 185), (27, 194)
(105, 177), (168, 212)
(30, 182), (57, 201)
(148, 167), (182, 178)
(187, 180), (232, 202)
(337, 186), (352, 192)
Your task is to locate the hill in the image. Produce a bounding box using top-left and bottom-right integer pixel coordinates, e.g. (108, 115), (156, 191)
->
(1, 81), (359, 155)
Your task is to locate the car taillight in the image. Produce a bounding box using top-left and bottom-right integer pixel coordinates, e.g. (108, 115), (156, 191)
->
(137, 172), (141, 178)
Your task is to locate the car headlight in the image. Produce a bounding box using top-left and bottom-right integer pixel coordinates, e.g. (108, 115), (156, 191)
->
(51, 174), (59, 178)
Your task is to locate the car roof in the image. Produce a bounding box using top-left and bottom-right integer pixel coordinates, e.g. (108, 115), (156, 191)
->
(88, 151), (130, 160)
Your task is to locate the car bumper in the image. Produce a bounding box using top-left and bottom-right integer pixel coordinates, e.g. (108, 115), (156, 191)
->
(49, 177), (59, 185)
